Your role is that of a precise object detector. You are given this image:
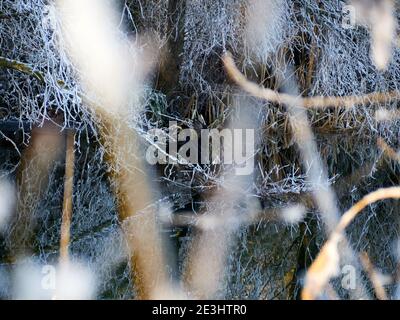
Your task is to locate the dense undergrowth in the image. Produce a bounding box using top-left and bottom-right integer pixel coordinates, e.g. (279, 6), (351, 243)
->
(0, 0), (400, 299)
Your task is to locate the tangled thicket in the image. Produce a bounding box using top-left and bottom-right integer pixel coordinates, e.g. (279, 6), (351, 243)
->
(1, 0), (400, 299)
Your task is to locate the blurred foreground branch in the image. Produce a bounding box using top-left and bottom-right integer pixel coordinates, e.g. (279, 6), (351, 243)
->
(99, 115), (170, 299)
(224, 52), (370, 299)
(302, 187), (400, 300)
(55, 0), (174, 299)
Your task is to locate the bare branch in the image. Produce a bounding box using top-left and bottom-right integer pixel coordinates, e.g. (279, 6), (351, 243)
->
(223, 52), (400, 109)
(302, 187), (400, 300)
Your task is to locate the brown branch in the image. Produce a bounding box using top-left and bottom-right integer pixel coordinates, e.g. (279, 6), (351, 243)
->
(302, 186), (400, 300)
(98, 114), (170, 299)
(336, 187), (400, 233)
(223, 52), (400, 109)
(9, 119), (65, 254)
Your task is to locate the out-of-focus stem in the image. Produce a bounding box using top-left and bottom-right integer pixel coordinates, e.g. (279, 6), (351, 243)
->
(10, 119), (64, 254)
(183, 96), (259, 299)
(302, 187), (400, 299)
(377, 137), (400, 163)
(98, 114), (169, 299)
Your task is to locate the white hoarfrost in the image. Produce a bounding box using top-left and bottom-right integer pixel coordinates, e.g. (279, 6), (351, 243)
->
(245, 0), (289, 62)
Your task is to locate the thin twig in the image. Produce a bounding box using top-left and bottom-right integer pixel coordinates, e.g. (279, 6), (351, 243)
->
(302, 186), (400, 300)
(60, 130), (75, 264)
(223, 52), (400, 109)
(336, 187), (400, 233)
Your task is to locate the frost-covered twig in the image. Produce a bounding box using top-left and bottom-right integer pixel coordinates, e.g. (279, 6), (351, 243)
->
(0, 0), (96, 134)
